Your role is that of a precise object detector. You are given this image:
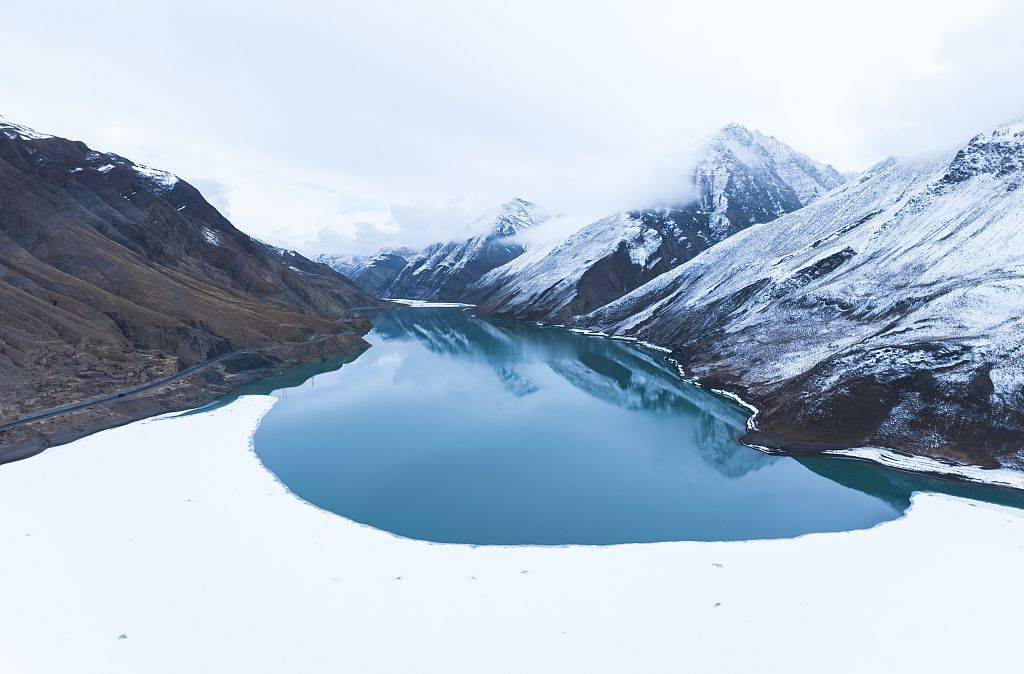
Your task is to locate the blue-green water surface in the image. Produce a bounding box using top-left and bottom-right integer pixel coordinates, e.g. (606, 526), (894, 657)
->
(250, 308), (1024, 544)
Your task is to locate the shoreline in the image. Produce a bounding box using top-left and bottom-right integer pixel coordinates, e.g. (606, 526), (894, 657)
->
(662, 352), (1024, 491)
(0, 329), (371, 465)
(384, 298), (476, 308)
(1, 394), (1022, 673)
(10, 298), (1022, 492)
(689, 383), (1024, 493)
(677, 362), (1024, 492)
(488, 310), (1024, 493)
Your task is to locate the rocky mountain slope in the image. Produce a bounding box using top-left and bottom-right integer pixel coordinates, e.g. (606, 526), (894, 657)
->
(377, 198), (548, 301)
(317, 247), (417, 296)
(583, 121), (1024, 470)
(0, 117), (376, 458)
(466, 124), (846, 321)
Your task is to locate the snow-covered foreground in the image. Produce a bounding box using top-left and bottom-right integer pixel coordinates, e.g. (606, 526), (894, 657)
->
(1, 397), (1022, 674)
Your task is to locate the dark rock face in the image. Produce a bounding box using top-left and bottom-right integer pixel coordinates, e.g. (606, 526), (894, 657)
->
(383, 198), (547, 301)
(584, 121), (1024, 470)
(468, 124), (846, 322)
(0, 118), (376, 440)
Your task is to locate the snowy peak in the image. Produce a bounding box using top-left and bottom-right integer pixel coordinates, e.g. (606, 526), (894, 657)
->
(695, 123), (847, 205)
(940, 120), (1024, 185)
(316, 252), (358, 270)
(0, 116), (54, 141)
(467, 125), (848, 322)
(327, 199), (550, 301)
(371, 246), (418, 261)
(1, 116), (180, 193)
(478, 197), (547, 238)
(317, 247), (417, 296)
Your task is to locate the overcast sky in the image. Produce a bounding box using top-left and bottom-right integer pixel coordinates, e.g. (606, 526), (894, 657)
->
(3, 1), (1022, 255)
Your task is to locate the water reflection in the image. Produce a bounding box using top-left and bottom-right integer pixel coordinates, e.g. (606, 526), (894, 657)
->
(248, 308), (1023, 544)
(376, 308), (766, 479)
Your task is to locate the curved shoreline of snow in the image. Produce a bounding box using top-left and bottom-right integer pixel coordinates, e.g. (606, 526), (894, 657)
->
(824, 446), (1024, 491)
(1, 395), (1023, 672)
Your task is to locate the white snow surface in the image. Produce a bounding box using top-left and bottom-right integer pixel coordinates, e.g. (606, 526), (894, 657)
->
(1, 397), (1022, 673)
(132, 164), (180, 190)
(827, 446), (1024, 490)
(385, 298), (475, 308)
(200, 227), (221, 246)
(708, 123), (845, 204)
(317, 248), (418, 277)
(467, 196), (549, 238)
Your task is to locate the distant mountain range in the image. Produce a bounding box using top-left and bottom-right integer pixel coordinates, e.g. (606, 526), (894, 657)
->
(466, 125), (846, 321)
(330, 124), (845, 317)
(0, 117), (375, 457)
(318, 197), (549, 301)
(317, 247), (418, 297)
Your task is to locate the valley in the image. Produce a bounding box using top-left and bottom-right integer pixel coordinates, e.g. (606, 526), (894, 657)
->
(4, 5), (1022, 672)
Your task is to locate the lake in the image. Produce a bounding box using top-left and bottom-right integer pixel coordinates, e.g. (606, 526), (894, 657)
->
(249, 307), (1024, 545)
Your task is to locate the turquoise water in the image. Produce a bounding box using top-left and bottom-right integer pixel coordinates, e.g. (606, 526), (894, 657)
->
(250, 307), (1024, 545)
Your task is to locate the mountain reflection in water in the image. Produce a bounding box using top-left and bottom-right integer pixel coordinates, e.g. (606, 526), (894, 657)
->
(376, 307), (766, 479)
(248, 308), (1024, 545)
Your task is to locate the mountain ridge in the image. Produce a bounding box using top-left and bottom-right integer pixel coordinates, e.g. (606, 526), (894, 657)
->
(0, 117), (377, 459)
(329, 197), (551, 301)
(580, 120), (1024, 469)
(465, 124), (847, 321)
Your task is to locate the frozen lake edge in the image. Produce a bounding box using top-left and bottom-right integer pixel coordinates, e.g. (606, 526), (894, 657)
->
(1, 395), (1022, 673)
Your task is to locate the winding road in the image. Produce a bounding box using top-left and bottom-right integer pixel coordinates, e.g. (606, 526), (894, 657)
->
(0, 307), (381, 434)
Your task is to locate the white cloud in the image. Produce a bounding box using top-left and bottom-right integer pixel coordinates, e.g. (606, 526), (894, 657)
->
(1, 0), (1020, 254)
(190, 178), (232, 218)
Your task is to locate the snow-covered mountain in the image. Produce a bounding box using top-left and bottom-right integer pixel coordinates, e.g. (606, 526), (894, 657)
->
(317, 248), (417, 296)
(583, 120), (1024, 470)
(466, 124), (846, 321)
(381, 197), (549, 301)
